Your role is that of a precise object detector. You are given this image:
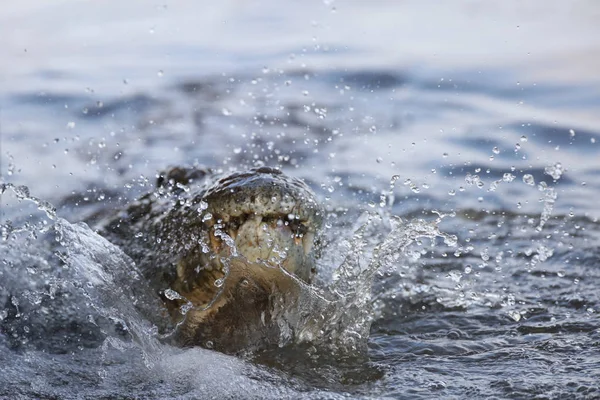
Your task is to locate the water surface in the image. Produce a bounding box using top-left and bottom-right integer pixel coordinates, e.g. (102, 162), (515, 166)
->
(1, 1), (600, 399)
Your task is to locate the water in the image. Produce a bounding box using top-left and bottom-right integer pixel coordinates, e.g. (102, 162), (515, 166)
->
(2, 1), (600, 398)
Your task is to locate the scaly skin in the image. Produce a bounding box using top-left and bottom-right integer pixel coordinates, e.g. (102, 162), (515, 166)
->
(95, 167), (322, 352)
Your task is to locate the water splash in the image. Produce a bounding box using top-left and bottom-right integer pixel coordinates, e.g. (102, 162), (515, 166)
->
(54, 219), (165, 368)
(276, 211), (458, 353)
(1, 183), (165, 367)
(2, 169), (569, 362)
(3, 181), (458, 359)
(1, 182), (57, 220)
(537, 182), (557, 232)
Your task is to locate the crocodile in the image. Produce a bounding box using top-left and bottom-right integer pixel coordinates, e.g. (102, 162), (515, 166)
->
(95, 166), (323, 353)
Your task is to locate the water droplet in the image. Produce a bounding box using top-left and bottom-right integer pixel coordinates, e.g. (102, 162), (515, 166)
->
(180, 302), (193, 315)
(222, 108), (232, 116)
(465, 172), (484, 188)
(509, 311), (521, 322)
(197, 201), (208, 212)
(502, 173), (515, 183)
(522, 174), (535, 186)
(164, 288), (182, 300)
(447, 270), (462, 283)
(214, 278), (225, 287)
(480, 248), (490, 261)
(544, 162), (564, 180)
(379, 194), (387, 207)
(157, 70), (164, 77)
(492, 146), (500, 154)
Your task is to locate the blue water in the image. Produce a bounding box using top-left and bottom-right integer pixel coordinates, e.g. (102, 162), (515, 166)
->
(1, 1), (600, 398)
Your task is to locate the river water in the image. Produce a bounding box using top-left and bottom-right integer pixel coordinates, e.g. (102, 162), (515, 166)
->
(1, 1), (600, 399)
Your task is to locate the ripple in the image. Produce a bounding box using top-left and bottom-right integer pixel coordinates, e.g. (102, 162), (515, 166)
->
(510, 122), (600, 152)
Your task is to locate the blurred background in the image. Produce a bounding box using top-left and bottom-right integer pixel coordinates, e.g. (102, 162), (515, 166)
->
(2, 0), (600, 217)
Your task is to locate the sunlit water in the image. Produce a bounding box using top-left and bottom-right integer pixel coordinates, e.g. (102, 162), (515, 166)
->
(2, 1), (600, 399)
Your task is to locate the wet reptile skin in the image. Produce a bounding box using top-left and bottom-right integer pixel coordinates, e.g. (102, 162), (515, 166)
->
(95, 166), (322, 352)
